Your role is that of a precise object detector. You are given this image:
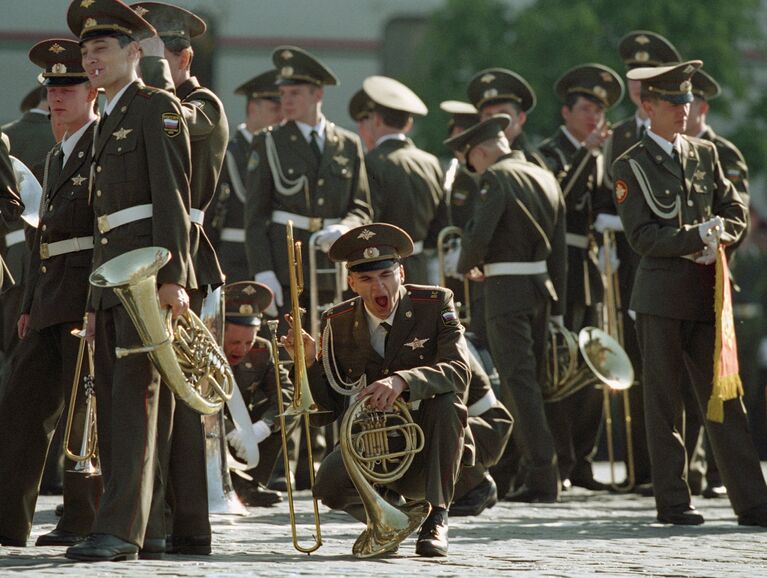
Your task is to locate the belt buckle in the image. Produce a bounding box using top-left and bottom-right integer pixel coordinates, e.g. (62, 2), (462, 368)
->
(308, 217), (323, 233)
(97, 215), (111, 234)
(39, 243), (49, 260)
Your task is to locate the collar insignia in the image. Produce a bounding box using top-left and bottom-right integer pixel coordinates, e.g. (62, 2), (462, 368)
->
(113, 127), (133, 141)
(404, 337), (429, 350)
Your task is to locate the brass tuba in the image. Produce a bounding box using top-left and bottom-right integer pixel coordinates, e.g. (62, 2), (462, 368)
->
(340, 397), (431, 558)
(89, 246), (234, 415)
(543, 324), (633, 403)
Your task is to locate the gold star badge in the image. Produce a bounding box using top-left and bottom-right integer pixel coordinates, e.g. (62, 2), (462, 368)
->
(71, 174), (87, 186)
(480, 73), (496, 84)
(49, 43), (65, 54)
(113, 127), (133, 141)
(694, 169), (706, 181)
(405, 337), (429, 350)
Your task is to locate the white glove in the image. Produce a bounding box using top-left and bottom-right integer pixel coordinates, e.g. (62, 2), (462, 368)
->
(694, 244), (717, 266)
(315, 224), (349, 253)
(551, 315), (564, 327)
(255, 270), (283, 317)
(698, 216), (724, 248)
(593, 213), (624, 233)
(597, 244), (620, 274)
(443, 242), (462, 281)
(226, 420), (271, 467)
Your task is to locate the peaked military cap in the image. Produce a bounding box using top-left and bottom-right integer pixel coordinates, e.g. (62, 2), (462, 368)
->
(691, 68), (721, 100)
(20, 86), (46, 112)
(443, 114), (511, 158)
(555, 63), (624, 109)
(235, 69), (280, 101)
(467, 68), (536, 112)
(273, 45), (338, 87)
(68, 0), (155, 42)
(362, 75), (428, 116)
(348, 88), (374, 121)
(618, 30), (681, 69)
(29, 39), (89, 86)
(131, 2), (206, 47)
(224, 281), (273, 326)
(440, 100), (479, 127)
(628, 60), (702, 105)
(329, 223), (414, 272)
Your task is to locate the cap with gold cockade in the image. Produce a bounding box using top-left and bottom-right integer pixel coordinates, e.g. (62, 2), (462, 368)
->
(131, 2), (206, 48)
(329, 223), (413, 272)
(224, 281), (274, 326)
(467, 68), (536, 113)
(235, 69), (281, 102)
(554, 63), (624, 109)
(627, 60), (702, 105)
(29, 39), (89, 86)
(618, 30), (681, 70)
(68, 0), (155, 42)
(272, 45), (338, 87)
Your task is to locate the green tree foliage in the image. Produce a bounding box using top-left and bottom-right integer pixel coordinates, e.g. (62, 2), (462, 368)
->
(408, 0), (765, 181)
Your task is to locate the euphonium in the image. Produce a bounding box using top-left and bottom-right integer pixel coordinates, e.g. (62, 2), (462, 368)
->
(340, 397), (431, 558)
(89, 246), (234, 415)
(543, 323), (633, 403)
(62, 313), (100, 476)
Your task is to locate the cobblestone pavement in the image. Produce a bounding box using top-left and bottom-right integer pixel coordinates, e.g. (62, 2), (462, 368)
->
(2, 464), (766, 577)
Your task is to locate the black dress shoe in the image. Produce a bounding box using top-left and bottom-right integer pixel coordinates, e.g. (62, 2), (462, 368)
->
(737, 504), (767, 527)
(65, 533), (138, 562)
(635, 482), (654, 497)
(35, 529), (86, 547)
(139, 537), (165, 560)
(166, 534), (211, 555)
(657, 508), (704, 526)
(702, 484), (728, 499)
(415, 508), (448, 557)
(0, 535), (26, 547)
(570, 477), (608, 492)
(55, 503), (64, 517)
(505, 484), (558, 503)
(450, 474), (498, 517)
(237, 481), (283, 507)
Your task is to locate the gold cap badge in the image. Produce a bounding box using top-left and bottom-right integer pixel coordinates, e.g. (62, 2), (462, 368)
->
(49, 43), (65, 54)
(358, 229), (376, 240)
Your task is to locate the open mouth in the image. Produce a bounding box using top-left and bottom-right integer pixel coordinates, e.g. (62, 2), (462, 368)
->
(375, 296), (388, 310)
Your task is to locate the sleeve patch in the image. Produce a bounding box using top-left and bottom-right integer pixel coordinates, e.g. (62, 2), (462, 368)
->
(162, 112), (181, 137)
(441, 307), (459, 326)
(615, 179), (628, 204)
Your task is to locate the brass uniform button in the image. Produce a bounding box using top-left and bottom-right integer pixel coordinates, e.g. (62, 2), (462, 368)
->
(101, 238), (108, 245)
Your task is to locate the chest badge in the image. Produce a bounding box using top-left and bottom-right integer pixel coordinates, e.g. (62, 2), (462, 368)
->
(404, 337), (429, 350)
(71, 174), (87, 187)
(113, 127), (133, 141)
(333, 154), (349, 167)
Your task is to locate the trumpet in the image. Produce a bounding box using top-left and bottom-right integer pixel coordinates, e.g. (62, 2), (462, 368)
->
(62, 313), (100, 477)
(270, 220), (323, 554)
(437, 226), (471, 326)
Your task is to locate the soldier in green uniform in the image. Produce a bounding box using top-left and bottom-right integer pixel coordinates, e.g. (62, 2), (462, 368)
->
(350, 76), (443, 284)
(222, 281), (289, 507)
(466, 69), (548, 169)
(0, 39), (98, 549)
(538, 64), (624, 491)
(682, 67), (751, 500)
(284, 223), (472, 557)
(613, 60), (767, 526)
(65, 0), (193, 561)
(602, 31), (682, 490)
(245, 45), (371, 320)
(447, 115), (567, 503)
(208, 70), (281, 283)
(133, 1), (229, 556)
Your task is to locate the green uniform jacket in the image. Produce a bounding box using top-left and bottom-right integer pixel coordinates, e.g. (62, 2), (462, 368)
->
(89, 80), (193, 310)
(612, 134), (747, 321)
(244, 120), (372, 286)
(232, 336), (291, 430)
(699, 126), (750, 208)
(307, 284), (471, 425)
(22, 124), (94, 330)
(512, 131), (548, 169)
(539, 127), (605, 306)
(456, 152), (567, 318)
(366, 138), (444, 245)
(140, 58), (228, 288)
(0, 132), (23, 291)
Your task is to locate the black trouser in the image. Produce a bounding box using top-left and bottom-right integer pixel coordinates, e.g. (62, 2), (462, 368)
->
(486, 304), (559, 495)
(92, 305), (163, 546)
(636, 313), (767, 515)
(0, 322), (101, 542)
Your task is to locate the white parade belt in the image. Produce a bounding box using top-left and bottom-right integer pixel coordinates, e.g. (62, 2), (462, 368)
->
(97, 204), (153, 234)
(220, 228), (246, 243)
(468, 389), (497, 417)
(566, 233), (589, 249)
(271, 210), (340, 233)
(40, 235), (94, 259)
(483, 260), (547, 276)
(4, 229), (25, 247)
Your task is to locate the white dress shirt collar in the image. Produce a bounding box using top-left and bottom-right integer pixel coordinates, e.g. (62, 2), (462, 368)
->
(61, 119), (96, 166)
(647, 128), (683, 159)
(560, 125), (582, 150)
(364, 303), (398, 358)
(295, 115), (327, 147)
(103, 81), (134, 116)
(374, 133), (407, 148)
(238, 123), (254, 144)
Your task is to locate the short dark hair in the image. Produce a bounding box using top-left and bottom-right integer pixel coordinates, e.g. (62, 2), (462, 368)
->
(564, 92), (604, 110)
(374, 105), (410, 130)
(113, 33), (135, 48)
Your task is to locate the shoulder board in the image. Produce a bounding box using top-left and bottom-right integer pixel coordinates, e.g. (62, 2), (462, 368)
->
(406, 284), (447, 301)
(136, 85), (163, 99)
(323, 297), (358, 319)
(252, 336), (271, 350)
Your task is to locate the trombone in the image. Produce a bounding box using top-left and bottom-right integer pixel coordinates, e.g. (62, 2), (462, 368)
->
(437, 226), (471, 326)
(62, 312), (100, 477)
(601, 229), (636, 492)
(268, 220), (323, 554)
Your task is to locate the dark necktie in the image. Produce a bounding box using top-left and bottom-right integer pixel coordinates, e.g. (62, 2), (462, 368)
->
(98, 112), (109, 134)
(638, 123), (646, 139)
(380, 322), (392, 354)
(310, 129), (322, 162)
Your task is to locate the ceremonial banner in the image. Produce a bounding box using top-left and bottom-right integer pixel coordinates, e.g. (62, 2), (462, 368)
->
(707, 246), (744, 423)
